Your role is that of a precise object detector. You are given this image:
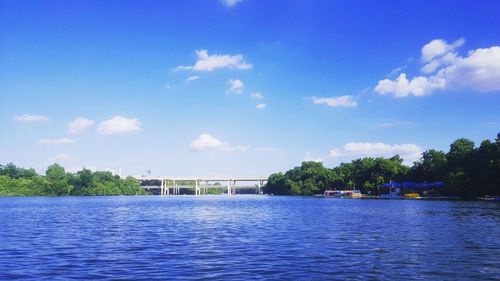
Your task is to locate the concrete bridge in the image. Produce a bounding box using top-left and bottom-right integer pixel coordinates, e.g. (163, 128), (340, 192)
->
(135, 176), (268, 195)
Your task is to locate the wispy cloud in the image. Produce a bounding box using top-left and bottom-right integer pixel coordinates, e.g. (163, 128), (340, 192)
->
(311, 95), (357, 107)
(14, 114), (49, 122)
(219, 0), (242, 8)
(256, 103), (266, 110)
(250, 92), (264, 99)
(186, 76), (199, 82)
(175, 49), (252, 72)
(49, 153), (71, 163)
(38, 138), (75, 145)
(387, 65), (406, 77)
(68, 117), (95, 134)
(377, 120), (415, 128)
(254, 147), (283, 154)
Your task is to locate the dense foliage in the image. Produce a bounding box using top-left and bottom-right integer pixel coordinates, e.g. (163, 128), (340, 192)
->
(264, 133), (500, 198)
(0, 163), (146, 196)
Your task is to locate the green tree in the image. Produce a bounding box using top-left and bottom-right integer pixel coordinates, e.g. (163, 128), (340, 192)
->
(45, 164), (72, 195)
(411, 149), (448, 182)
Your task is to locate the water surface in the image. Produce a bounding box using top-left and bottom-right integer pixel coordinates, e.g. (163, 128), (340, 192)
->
(0, 196), (499, 280)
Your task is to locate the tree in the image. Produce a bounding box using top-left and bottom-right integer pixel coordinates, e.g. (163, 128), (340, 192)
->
(2, 163), (22, 179)
(448, 138), (475, 171)
(411, 149), (448, 182)
(45, 164), (72, 195)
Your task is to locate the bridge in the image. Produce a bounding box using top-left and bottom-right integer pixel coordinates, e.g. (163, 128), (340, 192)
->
(135, 176), (268, 195)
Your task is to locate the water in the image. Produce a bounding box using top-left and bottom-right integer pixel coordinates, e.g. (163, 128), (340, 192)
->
(0, 196), (499, 280)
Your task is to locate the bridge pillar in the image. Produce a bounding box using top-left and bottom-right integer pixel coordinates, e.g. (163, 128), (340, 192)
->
(195, 180), (199, 196)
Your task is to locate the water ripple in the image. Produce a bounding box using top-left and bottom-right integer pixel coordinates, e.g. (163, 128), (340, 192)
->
(0, 196), (499, 280)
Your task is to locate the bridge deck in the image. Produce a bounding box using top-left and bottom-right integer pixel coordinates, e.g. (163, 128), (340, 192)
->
(136, 177), (268, 181)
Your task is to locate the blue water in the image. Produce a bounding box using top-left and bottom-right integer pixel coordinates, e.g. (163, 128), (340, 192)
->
(0, 196), (499, 280)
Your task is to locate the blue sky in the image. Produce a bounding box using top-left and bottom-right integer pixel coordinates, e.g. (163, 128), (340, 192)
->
(1, 0), (499, 177)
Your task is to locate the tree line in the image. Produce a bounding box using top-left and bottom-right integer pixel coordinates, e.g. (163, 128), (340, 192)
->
(264, 133), (500, 198)
(1, 133), (499, 198)
(0, 163), (146, 196)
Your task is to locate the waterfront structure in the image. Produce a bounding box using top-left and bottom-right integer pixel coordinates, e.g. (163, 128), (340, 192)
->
(379, 181), (444, 198)
(135, 176), (268, 195)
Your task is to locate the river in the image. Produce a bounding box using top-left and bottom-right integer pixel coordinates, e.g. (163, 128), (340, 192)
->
(0, 196), (498, 280)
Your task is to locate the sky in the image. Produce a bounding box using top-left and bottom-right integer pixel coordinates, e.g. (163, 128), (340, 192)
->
(1, 0), (499, 177)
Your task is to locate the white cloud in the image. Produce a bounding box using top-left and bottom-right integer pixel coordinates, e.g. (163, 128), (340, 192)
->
(441, 46), (500, 92)
(68, 117), (95, 134)
(38, 138), (75, 145)
(375, 73), (445, 97)
(14, 114), (49, 122)
(226, 79), (244, 94)
(175, 49), (252, 72)
(375, 39), (500, 97)
(186, 76), (199, 82)
(191, 134), (224, 150)
(190, 134), (247, 152)
(421, 38), (464, 63)
(98, 116), (141, 135)
(330, 142), (422, 165)
(421, 52), (458, 74)
(220, 0), (242, 7)
(256, 103), (266, 110)
(311, 95), (357, 107)
(250, 92), (264, 99)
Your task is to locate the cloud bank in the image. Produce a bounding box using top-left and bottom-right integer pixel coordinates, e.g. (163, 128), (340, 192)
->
(330, 142), (422, 165)
(375, 38), (500, 97)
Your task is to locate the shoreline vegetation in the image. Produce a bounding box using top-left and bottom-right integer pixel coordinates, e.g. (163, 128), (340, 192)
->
(1, 133), (499, 199)
(264, 133), (500, 199)
(0, 164), (146, 196)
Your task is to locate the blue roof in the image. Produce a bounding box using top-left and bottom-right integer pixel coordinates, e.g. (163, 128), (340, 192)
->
(380, 181), (444, 188)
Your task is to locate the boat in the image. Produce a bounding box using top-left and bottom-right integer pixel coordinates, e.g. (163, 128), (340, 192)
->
(478, 196), (500, 201)
(318, 189), (362, 198)
(404, 193), (422, 199)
